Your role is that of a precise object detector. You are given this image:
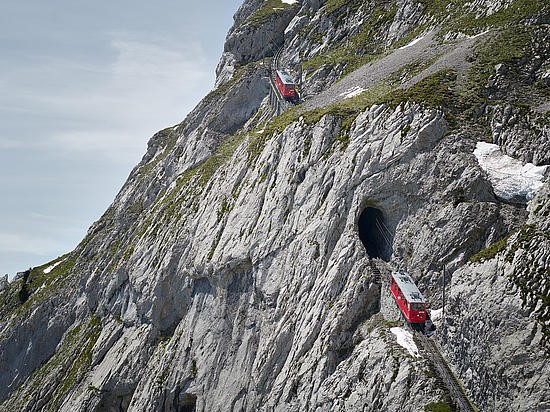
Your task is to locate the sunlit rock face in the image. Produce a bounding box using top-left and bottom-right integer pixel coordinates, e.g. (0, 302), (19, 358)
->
(1, 0), (548, 411)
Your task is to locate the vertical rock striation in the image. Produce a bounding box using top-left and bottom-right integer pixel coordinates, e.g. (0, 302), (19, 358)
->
(1, 0), (548, 411)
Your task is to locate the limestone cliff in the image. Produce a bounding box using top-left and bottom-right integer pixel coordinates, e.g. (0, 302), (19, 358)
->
(1, 0), (549, 411)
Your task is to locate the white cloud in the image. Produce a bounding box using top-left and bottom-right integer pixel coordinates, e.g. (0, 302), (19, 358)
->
(0, 138), (25, 149)
(0, 232), (66, 256)
(4, 36), (214, 164)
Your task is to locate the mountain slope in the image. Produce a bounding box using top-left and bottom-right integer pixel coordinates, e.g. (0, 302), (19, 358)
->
(1, 0), (549, 411)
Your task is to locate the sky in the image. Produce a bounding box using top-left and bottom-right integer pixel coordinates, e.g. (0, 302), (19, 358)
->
(0, 0), (243, 279)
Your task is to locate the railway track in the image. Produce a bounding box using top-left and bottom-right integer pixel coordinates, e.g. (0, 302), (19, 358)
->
(415, 330), (478, 411)
(268, 47), (293, 114)
(373, 260), (477, 411)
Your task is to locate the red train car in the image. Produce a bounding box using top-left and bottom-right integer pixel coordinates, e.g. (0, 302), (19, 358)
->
(390, 270), (426, 326)
(275, 69), (296, 99)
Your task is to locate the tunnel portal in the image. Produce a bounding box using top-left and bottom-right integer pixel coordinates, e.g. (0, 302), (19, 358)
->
(358, 207), (392, 262)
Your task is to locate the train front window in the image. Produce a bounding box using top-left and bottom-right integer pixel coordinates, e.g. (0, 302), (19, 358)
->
(411, 303), (424, 311)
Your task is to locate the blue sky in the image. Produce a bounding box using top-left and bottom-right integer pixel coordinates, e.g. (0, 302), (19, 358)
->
(1, 1), (243, 278)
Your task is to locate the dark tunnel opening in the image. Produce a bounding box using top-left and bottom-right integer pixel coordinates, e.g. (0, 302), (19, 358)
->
(358, 207), (393, 262)
(178, 393), (197, 412)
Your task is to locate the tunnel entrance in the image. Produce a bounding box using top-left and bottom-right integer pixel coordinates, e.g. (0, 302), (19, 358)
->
(358, 207), (393, 261)
(178, 393), (197, 412)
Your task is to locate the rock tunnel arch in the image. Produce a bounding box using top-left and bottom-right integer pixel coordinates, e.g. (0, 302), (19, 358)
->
(358, 206), (393, 262)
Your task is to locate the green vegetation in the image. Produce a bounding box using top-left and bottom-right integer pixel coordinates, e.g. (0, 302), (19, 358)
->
(216, 196), (232, 222)
(304, 3), (397, 77)
(469, 234), (511, 263)
(137, 127), (179, 178)
(48, 317), (102, 408)
(191, 359), (198, 378)
(204, 63), (253, 102)
(424, 401), (453, 412)
(248, 68), (461, 164)
(476, 224), (550, 352)
(322, 0), (362, 16)
(0, 254), (77, 328)
(246, 0), (296, 27)
(464, 223), (549, 354)
(460, 27), (534, 112)
(418, 0), (548, 35)
(505, 224), (538, 262)
(0, 317), (102, 410)
(128, 124), (253, 247)
(391, 70), (458, 110)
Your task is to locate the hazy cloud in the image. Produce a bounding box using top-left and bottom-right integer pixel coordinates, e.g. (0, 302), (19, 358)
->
(0, 1), (242, 278)
(0, 232), (67, 256)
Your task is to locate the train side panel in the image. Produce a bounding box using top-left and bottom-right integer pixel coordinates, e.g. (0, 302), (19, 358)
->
(390, 273), (426, 324)
(275, 70), (296, 98)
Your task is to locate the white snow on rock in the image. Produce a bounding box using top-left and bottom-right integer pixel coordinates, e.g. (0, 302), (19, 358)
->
(281, 0), (298, 4)
(474, 142), (547, 202)
(398, 36), (424, 50)
(469, 29), (490, 39)
(43, 259), (65, 274)
(390, 327), (420, 357)
(340, 86), (365, 99)
(430, 308), (443, 321)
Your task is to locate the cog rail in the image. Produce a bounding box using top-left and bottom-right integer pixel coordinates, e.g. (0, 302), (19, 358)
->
(415, 333), (478, 412)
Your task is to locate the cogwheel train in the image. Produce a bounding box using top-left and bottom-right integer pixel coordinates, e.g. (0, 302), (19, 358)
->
(390, 270), (427, 330)
(275, 69), (296, 99)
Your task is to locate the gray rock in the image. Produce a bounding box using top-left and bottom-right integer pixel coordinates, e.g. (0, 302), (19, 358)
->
(1, 1), (548, 411)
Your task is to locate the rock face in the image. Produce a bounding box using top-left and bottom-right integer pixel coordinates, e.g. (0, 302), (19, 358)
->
(1, 1), (549, 411)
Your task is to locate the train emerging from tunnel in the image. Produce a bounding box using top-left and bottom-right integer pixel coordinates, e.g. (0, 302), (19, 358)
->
(390, 270), (426, 328)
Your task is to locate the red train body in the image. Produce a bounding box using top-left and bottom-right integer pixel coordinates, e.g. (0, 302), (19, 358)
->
(390, 270), (426, 325)
(275, 69), (296, 99)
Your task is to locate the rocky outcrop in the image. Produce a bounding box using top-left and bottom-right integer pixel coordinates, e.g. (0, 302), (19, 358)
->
(216, 0), (300, 87)
(1, 0), (549, 411)
(439, 198), (550, 411)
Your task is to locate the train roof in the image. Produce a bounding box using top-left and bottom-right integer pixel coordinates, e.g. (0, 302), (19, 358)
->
(276, 69), (294, 85)
(391, 270), (425, 303)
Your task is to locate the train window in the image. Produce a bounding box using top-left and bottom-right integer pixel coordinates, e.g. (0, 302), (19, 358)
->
(411, 303), (424, 311)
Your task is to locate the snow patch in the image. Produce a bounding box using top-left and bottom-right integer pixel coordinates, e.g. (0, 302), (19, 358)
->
(398, 36), (425, 50)
(430, 308), (443, 321)
(340, 86), (365, 99)
(474, 142), (547, 202)
(469, 29), (490, 39)
(281, 0), (298, 4)
(390, 327), (420, 357)
(43, 258), (65, 274)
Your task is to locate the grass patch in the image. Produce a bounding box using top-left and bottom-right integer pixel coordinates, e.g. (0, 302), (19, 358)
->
(322, 0), (362, 16)
(469, 234), (510, 263)
(133, 130), (248, 241)
(391, 70), (458, 110)
(246, 0), (296, 27)
(419, 0), (548, 35)
(304, 3), (396, 78)
(505, 224), (538, 262)
(0, 316), (102, 410)
(424, 401), (453, 412)
(449, 0), (548, 34)
(0, 254), (77, 328)
(248, 71), (458, 163)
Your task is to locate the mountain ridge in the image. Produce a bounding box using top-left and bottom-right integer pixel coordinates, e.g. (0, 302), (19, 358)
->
(1, 0), (549, 410)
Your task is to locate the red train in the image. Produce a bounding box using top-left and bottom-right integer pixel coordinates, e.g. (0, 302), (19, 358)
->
(390, 270), (427, 327)
(275, 69), (296, 99)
